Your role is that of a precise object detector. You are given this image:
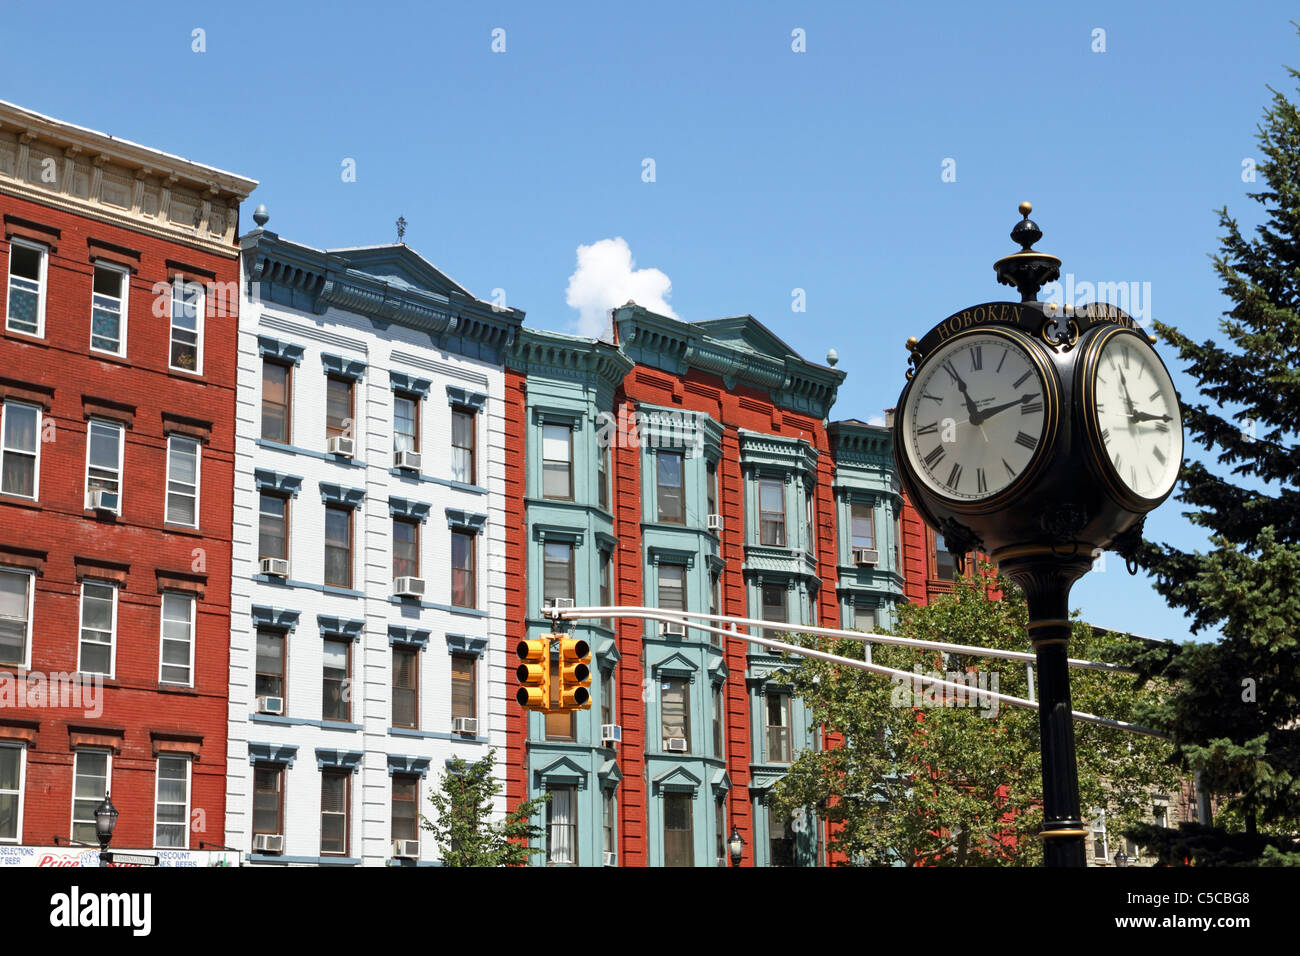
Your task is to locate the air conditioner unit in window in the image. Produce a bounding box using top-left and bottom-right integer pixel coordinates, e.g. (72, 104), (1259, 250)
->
(392, 839), (419, 860)
(259, 558), (289, 578)
(89, 489), (119, 513)
(665, 737), (688, 753)
(394, 577), (426, 599)
(394, 450), (421, 472)
(453, 717), (478, 735)
(256, 695), (284, 716)
(707, 513), (723, 531)
(603, 851), (617, 867)
(853, 548), (880, 567)
(326, 436), (355, 458)
(544, 598), (576, 610)
(662, 621), (686, 636)
(601, 724), (622, 745)
(252, 834), (283, 854)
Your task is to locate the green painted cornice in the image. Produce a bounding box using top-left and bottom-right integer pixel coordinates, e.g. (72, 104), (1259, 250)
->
(828, 419), (893, 465)
(508, 327), (634, 396)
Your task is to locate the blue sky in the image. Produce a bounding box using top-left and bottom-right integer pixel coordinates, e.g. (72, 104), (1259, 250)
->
(9, 0), (1298, 642)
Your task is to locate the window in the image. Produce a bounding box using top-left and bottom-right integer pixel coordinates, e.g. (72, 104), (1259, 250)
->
(661, 677), (690, 751)
(255, 629), (285, 700)
(165, 436), (200, 526)
(543, 542), (574, 604)
(766, 692), (793, 764)
(169, 278), (203, 372)
(90, 262), (128, 355)
(707, 461), (718, 517)
(6, 240), (45, 336)
(325, 376), (352, 441)
(851, 501), (875, 550)
(85, 419), (123, 511)
(159, 592), (195, 685)
(0, 744), (22, 842)
(542, 423), (572, 499)
(394, 394), (419, 453)
(656, 451), (685, 523)
(258, 493), (288, 563)
(393, 518), (419, 580)
(935, 533), (958, 581)
(761, 582), (787, 637)
(658, 564), (685, 614)
(599, 550), (612, 626)
(546, 655), (576, 740)
(252, 764), (284, 839)
(451, 653), (476, 720)
(71, 750), (110, 844)
(768, 804), (795, 867)
(322, 638), (350, 722)
(894, 513), (902, 570)
(664, 793), (693, 867)
(1153, 804), (1169, 829)
(759, 478), (785, 546)
(1, 402), (39, 499)
(546, 786), (577, 865)
(805, 486), (816, 551)
(600, 668), (616, 728)
(597, 443), (610, 511)
(710, 573), (721, 647)
(713, 683), (725, 758)
(603, 790), (616, 863)
(392, 775), (418, 844)
(0, 569), (34, 668)
(1091, 812), (1108, 862)
(451, 530), (475, 608)
(154, 756), (190, 848)
(78, 582), (116, 676)
(451, 406), (475, 484)
(392, 645), (418, 729)
(715, 797), (727, 867)
(321, 770), (350, 856)
(858, 604), (879, 634)
(261, 361), (291, 443)
(324, 505), (352, 588)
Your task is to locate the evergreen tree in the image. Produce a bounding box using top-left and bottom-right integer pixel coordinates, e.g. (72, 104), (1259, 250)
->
(420, 749), (549, 866)
(1137, 51), (1300, 861)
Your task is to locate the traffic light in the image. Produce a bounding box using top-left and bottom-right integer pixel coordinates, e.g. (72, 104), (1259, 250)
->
(556, 637), (592, 710)
(515, 636), (551, 710)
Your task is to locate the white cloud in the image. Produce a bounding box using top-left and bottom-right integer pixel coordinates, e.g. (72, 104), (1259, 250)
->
(564, 237), (677, 338)
(867, 414), (886, 427)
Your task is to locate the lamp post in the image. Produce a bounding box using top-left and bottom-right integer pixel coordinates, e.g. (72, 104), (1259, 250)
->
(728, 826), (745, 866)
(1114, 850), (1129, 868)
(891, 204), (1183, 866)
(94, 791), (119, 865)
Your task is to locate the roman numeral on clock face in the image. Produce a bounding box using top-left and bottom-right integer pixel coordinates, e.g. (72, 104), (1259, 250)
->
(1021, 399), (1042, 415)
(1013, 370), (1033, 388)
(924, 446), (945, 468)
(947, 462), (963, 489)
(1153, 446), (1166, 464)
(1014, 431), (1037, 450)
(969, 346), (982, 371)
(976, 468), (987, 493)
(916, 422), (938, 435)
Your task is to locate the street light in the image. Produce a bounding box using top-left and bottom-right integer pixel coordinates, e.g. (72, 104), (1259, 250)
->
(1114, 850), (1129, 868)
(728, 826), (745, 866)
(94, 791), (118, 859)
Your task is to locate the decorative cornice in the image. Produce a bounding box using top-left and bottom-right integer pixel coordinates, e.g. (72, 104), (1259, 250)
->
(251, 605), (300, 633)
(507, 327), (634, 394)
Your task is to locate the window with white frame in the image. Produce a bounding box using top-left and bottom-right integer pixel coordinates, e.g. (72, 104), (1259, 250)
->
(169, 278), (204, 373)
(765, 691), (793, 764)
(542, 423), (572, 500)
(546, 785), (577, 865)
(1091, 811), (1108, 862)
(715, 796), (727, 867)
(661, 676), (690, 752)
(165, 435), (200, 527)
(1, 401), (40, 499)
(159, 592), (195, 685)
(78, 581), (116, 676)
(154, 756), (190, 848)
(394, 394), (419, 454)
(758, 478), (785, 546)
(320, 769), (350, 856)
(0, 744), (22, 842)
(85, 419), (124, 511)
(603, 789), (616, 863)
(0, 568), (34, 668)
(6, 240), (46, 337)
(71, 750), (110, 844)
(90, 261), (129, 355)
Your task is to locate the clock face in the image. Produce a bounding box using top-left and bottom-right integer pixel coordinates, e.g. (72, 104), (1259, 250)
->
(1090, 333), (1182, 500)
(902, 332), (1050, 502)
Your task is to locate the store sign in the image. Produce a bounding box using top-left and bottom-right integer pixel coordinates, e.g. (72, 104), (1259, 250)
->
(0, 846), (239, 867)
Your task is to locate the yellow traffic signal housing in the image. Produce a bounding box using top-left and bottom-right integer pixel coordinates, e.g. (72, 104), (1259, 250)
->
(515, 637), (551, 710)
(557, 637), (592, 710)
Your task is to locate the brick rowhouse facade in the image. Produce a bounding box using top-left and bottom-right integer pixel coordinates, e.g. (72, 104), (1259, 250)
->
(0, 101), (255, 861)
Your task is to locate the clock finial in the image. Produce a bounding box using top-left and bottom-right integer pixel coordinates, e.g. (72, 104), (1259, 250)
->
(994, 200), (1062, 302)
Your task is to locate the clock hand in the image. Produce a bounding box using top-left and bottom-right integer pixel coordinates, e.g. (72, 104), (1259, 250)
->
(977, 393), (1038, 422)
(1131, 411), (1172, 423)
(949, 368), (982, 424)
(1117, 368), (1137, 419)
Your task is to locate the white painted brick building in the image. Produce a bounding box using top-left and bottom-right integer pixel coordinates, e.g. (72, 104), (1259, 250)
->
(226, 217), (523, 865)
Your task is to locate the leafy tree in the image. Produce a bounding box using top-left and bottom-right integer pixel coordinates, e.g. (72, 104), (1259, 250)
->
(1137, 48), (1300, 860)
(770, 566), (1178, 865)
(421, 748), (549, 866)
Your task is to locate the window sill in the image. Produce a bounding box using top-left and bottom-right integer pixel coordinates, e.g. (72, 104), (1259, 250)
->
(2, 328), (47, 346)
(388, 469), (487, 495)
(162, 522), (203, 537)
(0, 495), (41, 510)
(247, 853), (360, 866)
(389, 726), (487, 743)
(250, 713), (362, 731)
(255, 438), (364, 468)
(167, 367), (205, 381)
(89, 350), (131, 368)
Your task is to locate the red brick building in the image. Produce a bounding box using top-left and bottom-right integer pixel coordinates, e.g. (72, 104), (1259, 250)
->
(0, 101), (255, 860)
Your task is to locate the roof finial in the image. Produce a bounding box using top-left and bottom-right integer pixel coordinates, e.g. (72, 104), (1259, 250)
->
(826, 348), (839, 367)
(252, 204), (269, 228)
(396, 215), (407, 243)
